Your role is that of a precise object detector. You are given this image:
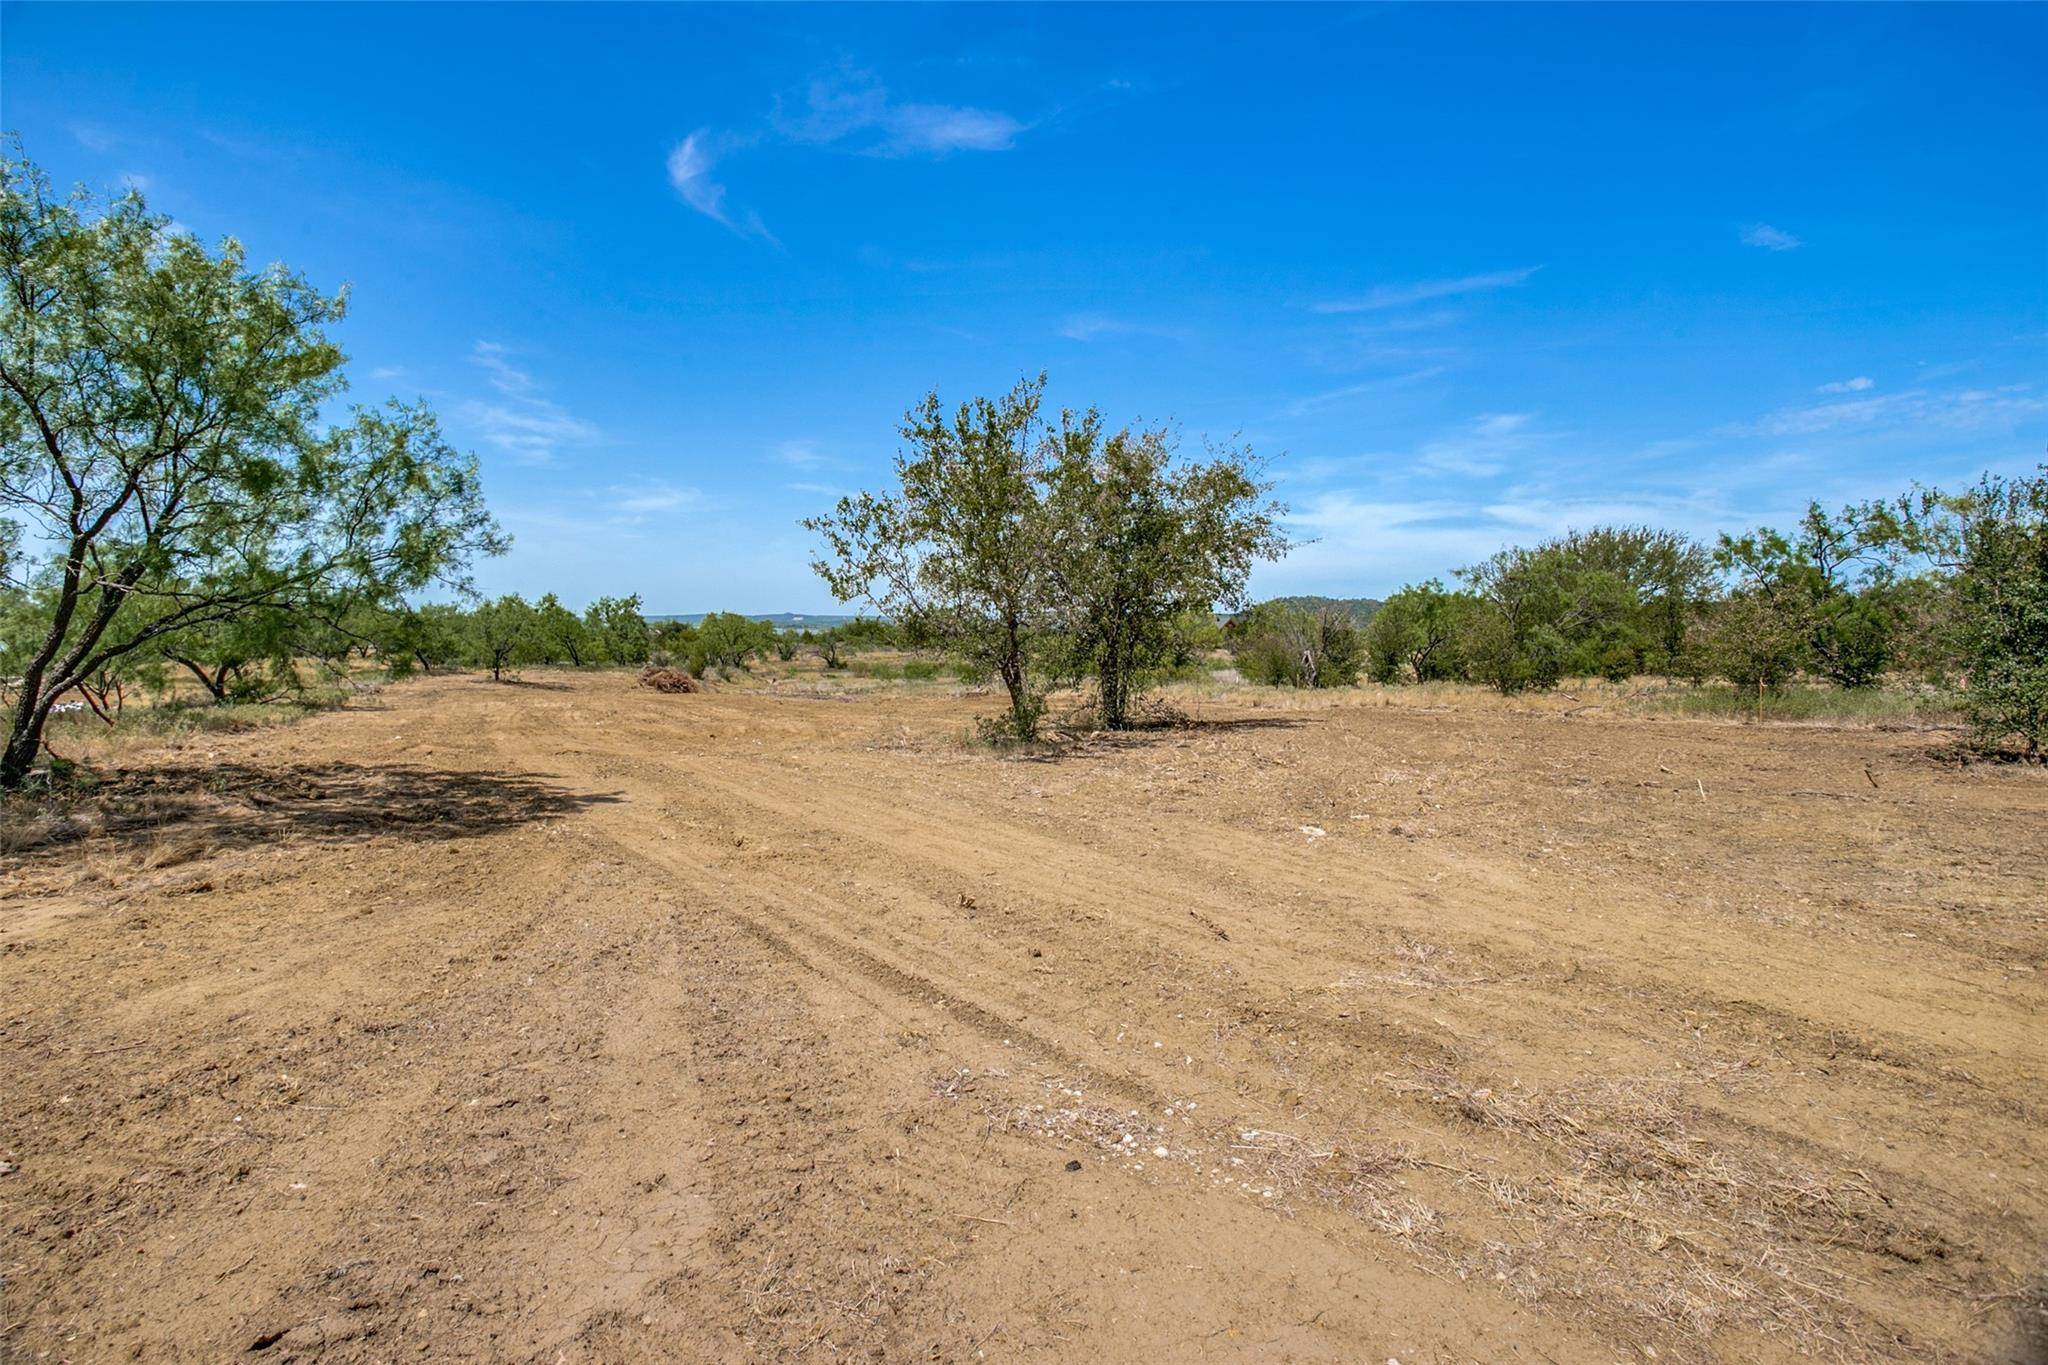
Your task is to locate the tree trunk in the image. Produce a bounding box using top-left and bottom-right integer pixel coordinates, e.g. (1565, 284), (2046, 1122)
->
(171, 657), (234, 704)
(1000, 660), (1029, 734)
(998, 614), (1035, 739)
(1, 694), (49, 789)
(1098, 635), (1131, 730)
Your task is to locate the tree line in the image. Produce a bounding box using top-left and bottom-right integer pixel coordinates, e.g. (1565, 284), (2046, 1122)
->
(1227, 476), (2045, 756)
(5, 145), (2041, 783)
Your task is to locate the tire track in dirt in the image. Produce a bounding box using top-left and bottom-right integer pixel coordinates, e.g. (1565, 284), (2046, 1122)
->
(10, 673), (2044, 1363)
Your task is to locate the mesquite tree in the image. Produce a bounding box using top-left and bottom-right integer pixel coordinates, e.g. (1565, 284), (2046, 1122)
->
(806, 376), (1056, 738)
(807, 376), (1286, 736)
(1044, 415), (1284, 728)
(0, 149), (504, 787)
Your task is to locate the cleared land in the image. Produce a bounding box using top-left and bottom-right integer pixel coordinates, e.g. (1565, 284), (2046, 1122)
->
(2, 671), (2044, 1362)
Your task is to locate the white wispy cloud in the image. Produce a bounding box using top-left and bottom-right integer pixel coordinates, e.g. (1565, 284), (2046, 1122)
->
(607, 479), (703, 522)
(1275, 484), (1738, 594)
(1058, 313), (1189, 343)
(1312, 266), (1542, 315)
(1280, 413), (1552, 483)
(1741, 222), (1803, 251)
(666, 131), (773, 239)
(70, 123), (125, 153)
(1414, 412), (1545, 478)
(1816, 376), (1874, 394)
(774, 440), (838, 470)
(667, 65), (1027, 244)
(776, 71), (1025, 156)
(461, 342), (601, 466)
(1282, 367), (1450, 417)
(1739, 384), (2047, 438)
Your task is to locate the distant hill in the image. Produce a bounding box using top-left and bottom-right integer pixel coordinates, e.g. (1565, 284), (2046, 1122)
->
(648, 612), (867, 629)
(1239, 595), (1383, 624)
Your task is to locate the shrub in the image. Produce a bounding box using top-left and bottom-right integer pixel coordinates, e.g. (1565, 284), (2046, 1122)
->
(1944, 471), (2048, 757)
(1229, 601), (1361, 687)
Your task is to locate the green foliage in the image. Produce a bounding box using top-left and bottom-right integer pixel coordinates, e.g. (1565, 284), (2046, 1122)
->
(1044, 413), (1285, 727)
(467, 595), (541, 680)
(531, 593), (589, 666)
(0, 146), (504, 786)
(1455, 527), (1709, 692)
(376, 603), (470, 676)
(808, 377), (1283, 736)
(835, 616), (899, 649)
(1229, 601), (1361, 688)
(1259, 595), (1381, 625)
(692, 611), (777, 672)
(807, 376), (1056, 738)
(1894, 469), (2048, 756)
(1363, 580), (1477, 683)
(583, 594), (651, 666)
(1715, 502), (1909, 689)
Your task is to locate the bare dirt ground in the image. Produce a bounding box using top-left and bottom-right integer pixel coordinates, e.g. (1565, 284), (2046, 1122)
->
(3, 671), (2044, 1363)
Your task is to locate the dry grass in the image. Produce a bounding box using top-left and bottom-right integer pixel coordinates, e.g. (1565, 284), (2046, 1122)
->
(1379, 1068), (1980, 1359)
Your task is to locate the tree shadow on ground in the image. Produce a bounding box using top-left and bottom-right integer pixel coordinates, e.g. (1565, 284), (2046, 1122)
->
(5, 761), (620, 862)
(1010, 712), (1308, 764)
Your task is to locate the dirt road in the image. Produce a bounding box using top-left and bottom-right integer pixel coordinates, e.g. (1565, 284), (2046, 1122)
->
(4, 672), (2044, 1362)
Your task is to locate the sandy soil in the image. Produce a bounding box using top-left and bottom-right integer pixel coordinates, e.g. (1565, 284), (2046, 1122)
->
(3, 671), (2044, 1363)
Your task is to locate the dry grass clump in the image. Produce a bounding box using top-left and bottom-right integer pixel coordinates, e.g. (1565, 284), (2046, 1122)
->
(1383, 1068), (1978, 1359)
(1226, 1127), (1441, 1243)
(1336, 941), (1497, 996)
(0, 797), (89, 856)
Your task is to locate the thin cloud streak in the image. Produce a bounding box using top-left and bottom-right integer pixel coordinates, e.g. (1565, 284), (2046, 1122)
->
(775, 71), (1026, 157)
(461, 342), (601, 467)
(1741, 222), (1803, 251)
(1738, 384), (2047, 438)
(1312, 266), (1542, 314)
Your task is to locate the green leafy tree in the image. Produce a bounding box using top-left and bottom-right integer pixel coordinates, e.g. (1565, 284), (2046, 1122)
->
(1229, 601), (1361, 688)
(692, 611), (774, 672)
(584, 594), (650, 665)
(1043, 413), (1284, 727)
(1716, 502), (1904, 688)
(1552, 526), (1714, 672)
(1162, 607), (1224, 669)
(531, 592), (590, 665)
(1455, 527), (1714, 689)
(1699, 589), (1804, 692)
(467, 595), (540, 681)
(1457, 547), (1588, 693)
(375, 602), (470, 676)
(1363, 580), (1476, 683)
(1895, 470), (2048, 757)
(806, 376), (1057, 739)
(157, 606), (299, 703)
(0, 148), (504, 786)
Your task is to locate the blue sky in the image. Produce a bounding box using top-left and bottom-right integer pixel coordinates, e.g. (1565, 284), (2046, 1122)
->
(5, 2), (2044, 611)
